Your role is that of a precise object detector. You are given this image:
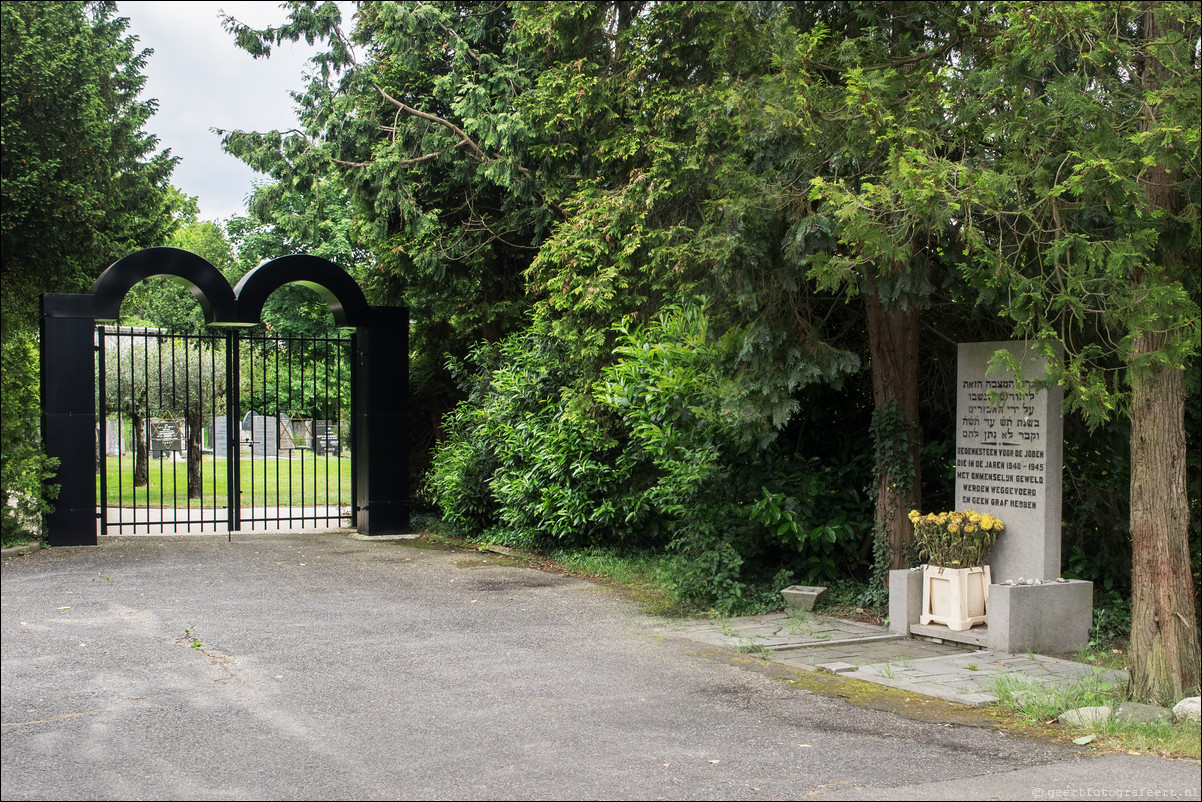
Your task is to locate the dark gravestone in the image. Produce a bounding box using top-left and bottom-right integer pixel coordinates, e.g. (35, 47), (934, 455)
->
(314, 420), (340, 455)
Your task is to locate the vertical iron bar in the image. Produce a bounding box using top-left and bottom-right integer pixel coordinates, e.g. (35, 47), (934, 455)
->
(210, 334), (217, 532)
(247, 333), (255, 530)
(276, 332), (284, 529)
(97, 326), (107, 535)
(116, 329), (124, 533)
(167, 334), (175, 532)
(286, 333), (294, 530)
(287, 334), (294, 529)
(181, 333), (190, 531)
(324, 334), (333, 527)
(349, 330), (357, 530)
(144, 330), (153, 534)
(226, 331), (240, 535)
(335, 334), (342, 526)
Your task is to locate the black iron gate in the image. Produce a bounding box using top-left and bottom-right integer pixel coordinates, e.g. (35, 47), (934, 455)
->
(97, 325), (354, 534)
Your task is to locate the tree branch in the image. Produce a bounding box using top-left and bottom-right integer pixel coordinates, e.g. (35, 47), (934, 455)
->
(374, 84), (487, 160)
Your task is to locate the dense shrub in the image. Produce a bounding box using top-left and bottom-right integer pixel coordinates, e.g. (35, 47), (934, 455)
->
(0, 332), (57, 545)
(428, 303), (873, 612)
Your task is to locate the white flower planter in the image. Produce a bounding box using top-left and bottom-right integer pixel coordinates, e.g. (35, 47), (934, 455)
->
(920, 565), (990, 631)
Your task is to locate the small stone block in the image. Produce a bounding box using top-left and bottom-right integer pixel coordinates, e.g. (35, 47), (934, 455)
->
(1114, 702), (1172, 726)
(888, 568), (924, 636)
(1057, 706), (1113, 727)
(1172, 696), (1201, 725)
(815, 662), (858, 674)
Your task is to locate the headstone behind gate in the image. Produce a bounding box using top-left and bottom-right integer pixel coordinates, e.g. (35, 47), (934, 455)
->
(213, 411), (278, 458)
(212, 414), (335, 457)
(314, 420), (340, 455)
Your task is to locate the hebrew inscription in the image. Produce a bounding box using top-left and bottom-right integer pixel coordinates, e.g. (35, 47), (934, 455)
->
(956, 378), (1047, 512)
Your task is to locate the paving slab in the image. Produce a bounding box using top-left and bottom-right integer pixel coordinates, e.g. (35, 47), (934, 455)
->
(669, 611), (1129, 708)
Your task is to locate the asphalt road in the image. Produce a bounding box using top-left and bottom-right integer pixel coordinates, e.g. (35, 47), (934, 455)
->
(2, 532), (1198, 801)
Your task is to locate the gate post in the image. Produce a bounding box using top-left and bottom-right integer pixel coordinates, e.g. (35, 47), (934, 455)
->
(354, 305), (410, 534)
(40, 294), (99, 547)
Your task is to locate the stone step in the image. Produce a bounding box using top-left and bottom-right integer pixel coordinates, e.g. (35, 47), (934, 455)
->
(909, 623), (989, 648)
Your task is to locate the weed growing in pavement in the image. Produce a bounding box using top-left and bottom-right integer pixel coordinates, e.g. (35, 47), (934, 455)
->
(736, 639), (775, 659)
(784, 608), (812, 634)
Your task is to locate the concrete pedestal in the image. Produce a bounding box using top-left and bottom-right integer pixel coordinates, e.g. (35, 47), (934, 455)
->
(985, 580), (1092, 653)
(888, 570), (1092, 654)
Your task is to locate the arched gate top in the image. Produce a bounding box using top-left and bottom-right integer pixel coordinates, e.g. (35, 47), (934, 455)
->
(89, 247), (369, 328)
(92, 247), (238, 325)
(235, 254), (370, 329)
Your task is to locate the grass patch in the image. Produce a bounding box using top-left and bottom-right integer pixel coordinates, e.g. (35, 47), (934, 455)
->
(98, 454), (352, 507)
(545, 546), (683, 616)
(989, 673), (1201, 759)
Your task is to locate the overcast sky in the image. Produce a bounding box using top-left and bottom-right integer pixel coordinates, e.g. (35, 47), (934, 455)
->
(120, 1), (335, 223)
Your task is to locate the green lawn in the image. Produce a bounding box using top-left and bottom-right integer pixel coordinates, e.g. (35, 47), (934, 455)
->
(99, 454), (353, 507)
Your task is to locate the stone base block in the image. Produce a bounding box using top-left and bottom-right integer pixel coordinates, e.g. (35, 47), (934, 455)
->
(986, 580), (1092, 654)
(888, 568), (924, 636)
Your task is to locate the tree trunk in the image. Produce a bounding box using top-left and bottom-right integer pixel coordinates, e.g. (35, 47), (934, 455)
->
(865, 292), (921, 571)
(186, 407), (203, 500)
(1127, 331), (1199, 703)
(131, 412), (148, 488)
(1126, 3), (1201, 705)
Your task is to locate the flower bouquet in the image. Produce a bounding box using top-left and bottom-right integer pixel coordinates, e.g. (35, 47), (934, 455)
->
(908, 509), (1003, 568)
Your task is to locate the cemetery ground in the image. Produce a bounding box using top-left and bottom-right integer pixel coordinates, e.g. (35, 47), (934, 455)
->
(97, 454), (352, 508)
(2, 531), (1199, 802)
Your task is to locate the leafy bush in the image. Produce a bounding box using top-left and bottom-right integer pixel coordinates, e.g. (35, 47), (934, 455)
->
(1, 332), (57, 545)
(427, 302), (872, 612)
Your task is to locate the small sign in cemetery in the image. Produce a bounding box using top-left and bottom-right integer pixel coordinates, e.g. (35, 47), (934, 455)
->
(149, 415), (186, 459)
(891, 341), (1092, 653)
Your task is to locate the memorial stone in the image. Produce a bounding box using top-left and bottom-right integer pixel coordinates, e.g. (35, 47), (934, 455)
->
(314, 420), (340, 455)
(102, 420), (125, 456)
(213, 411), (280, 457)
(278, 413), (296, 452)
(243, 414), (279, 457)
(956, 341), (1063, 581)
(213, 416), (230, 458)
